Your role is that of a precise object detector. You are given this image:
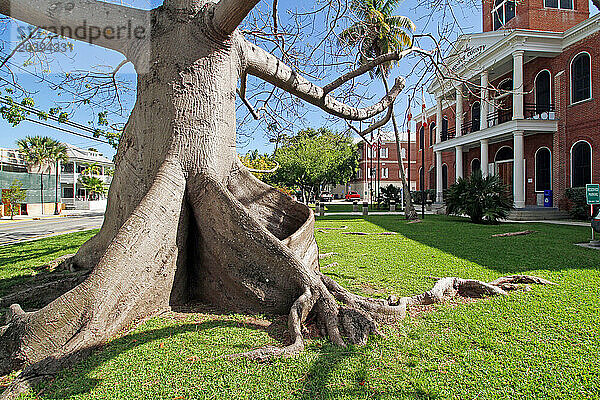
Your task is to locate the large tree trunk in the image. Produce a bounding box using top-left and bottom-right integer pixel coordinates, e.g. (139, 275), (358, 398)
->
(0, 1), (552, 397)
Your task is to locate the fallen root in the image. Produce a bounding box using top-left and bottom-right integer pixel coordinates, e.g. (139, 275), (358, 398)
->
(235, 273), (556, 362)
(340, 232), (398, 236)
(318, 252), (338, 259)
(317, 226), (348, 230)
(492, 230), (537, 237)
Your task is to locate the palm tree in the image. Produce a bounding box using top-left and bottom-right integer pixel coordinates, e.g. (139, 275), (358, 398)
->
(340, 0), (418, 220)
(79, 175), (108, 200)
(16, 136), (68, 214)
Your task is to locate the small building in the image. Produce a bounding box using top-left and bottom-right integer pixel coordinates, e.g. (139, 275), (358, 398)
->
(414, 0), (598, 211)
(0, 143), (114, 215)
(343, 131), (417, 201)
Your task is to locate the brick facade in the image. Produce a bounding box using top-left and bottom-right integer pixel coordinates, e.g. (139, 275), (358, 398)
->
(414, 2), (599, 210)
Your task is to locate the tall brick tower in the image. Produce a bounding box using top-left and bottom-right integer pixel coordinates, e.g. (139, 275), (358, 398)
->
(482, 0), (589, 32)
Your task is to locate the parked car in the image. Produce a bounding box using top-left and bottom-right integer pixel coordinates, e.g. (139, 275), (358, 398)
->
(345, 191), (361, 201)
(319, 191), (333, 202)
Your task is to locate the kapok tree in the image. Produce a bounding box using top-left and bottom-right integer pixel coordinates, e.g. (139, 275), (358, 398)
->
(0, 0), (553, 397)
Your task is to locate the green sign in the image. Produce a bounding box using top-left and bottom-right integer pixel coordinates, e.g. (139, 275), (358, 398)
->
(587, 184), (600, 205)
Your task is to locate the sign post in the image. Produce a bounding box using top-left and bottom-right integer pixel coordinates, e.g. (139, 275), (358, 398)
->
(586, 184), (600, 242)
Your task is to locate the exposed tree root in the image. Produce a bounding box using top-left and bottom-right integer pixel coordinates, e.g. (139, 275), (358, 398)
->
(318, 252), (338, 259)
(492, 230), (537, 237)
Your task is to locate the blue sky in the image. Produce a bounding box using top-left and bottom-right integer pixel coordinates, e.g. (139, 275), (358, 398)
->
(0, 0), (596, 159)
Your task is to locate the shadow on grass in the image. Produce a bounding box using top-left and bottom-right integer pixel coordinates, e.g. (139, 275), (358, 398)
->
(316, 214), (600, 274)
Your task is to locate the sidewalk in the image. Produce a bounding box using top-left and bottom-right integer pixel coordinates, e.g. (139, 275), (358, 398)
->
(316, 210), (589, 227)
(1, 210), (105, 223)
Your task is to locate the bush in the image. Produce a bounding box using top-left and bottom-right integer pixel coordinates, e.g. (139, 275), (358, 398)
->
(445, 171), (513, 224)
(378, 184), (401, 208)
(411, 189), (436, 205)
(564, 188), (591, 220)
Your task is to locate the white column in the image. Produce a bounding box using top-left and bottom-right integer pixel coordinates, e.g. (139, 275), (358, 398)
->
(435, 151), (443, 202)
(480, 70), (489, 129)
(455, 87), (463, 136)
(513, 131), (525, 208)
(480, 139), (489, 177)
(73, 161), (77, 199)
(455, 146), (463, 181)
(513, 50), (524, 120)
(436, 96), (443, 143)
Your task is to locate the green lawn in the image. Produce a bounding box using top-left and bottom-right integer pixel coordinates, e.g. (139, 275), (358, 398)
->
(2, 216), (600, 399)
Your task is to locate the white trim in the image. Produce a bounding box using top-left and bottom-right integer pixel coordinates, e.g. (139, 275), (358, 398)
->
(471, 158), (481, 173)
(534, 146), (552, 192)
(495, 145), (514, 162)
(534, 69), (552, 109)
(570, 140), (592, 187)
(570, 51), (592, 105)
(429, 122), (436, 148)
(543, 0), (574, 10)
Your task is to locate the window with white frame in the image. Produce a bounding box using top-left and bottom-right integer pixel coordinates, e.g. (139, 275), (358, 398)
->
(380, 147), (389, 159)
(401, 148), (406, 159)
(571, 52), (591, 104)
(381, 168), (389, 179)
(492, 0), (516, 30)
(571, 141), (591, 187)
(357, 168), (362, 179)
(544, 0), (573, 10)
(535, 148), (551, 192)
(370, 168), (376, 178)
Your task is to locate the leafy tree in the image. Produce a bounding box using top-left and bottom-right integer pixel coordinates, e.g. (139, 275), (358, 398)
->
(340, 0), (418, 220)
(445, 170), (513, 224)
(271, 128), (358, 203)
(379, 184), (401, 208)
(79, 176), (108, 200)
(239, 151), (277, 181)
(2, 180), (26, 219)
(16, 136), (68, 214)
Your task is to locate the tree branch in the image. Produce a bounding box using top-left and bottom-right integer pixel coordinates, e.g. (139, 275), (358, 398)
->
(0, 0), (149, 56)
(213, 0), (261, 36)
(244, 41), (405, 121)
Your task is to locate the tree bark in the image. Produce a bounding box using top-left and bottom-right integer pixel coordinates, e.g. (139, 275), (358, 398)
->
(0, 1), (546, 397)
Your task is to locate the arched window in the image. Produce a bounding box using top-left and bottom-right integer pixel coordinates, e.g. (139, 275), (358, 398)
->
(535, 70), (551, 113)
(442, 164), (448, 190)
(495, 146), (513, 162)
(571, 141), (591, 187)
(429, 122), (436, 146)
(442, 116), (448, 140)
(428, 167), (436, 191)
(471, 158), (481, 175)
(492, 0), (516, 30)
(419, 126), (425, 150)
(499, 79), (513, 93)
(571, 53), (591, 104)
(535, 147), (551, 192)
(471, 102), (481, 132)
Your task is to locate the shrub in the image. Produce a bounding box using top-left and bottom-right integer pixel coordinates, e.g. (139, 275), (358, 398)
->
(445, 171), (513, 224)
(378, 184), (401, 208)
(411, 189), (436, 205)
(564, 188), (591, 220)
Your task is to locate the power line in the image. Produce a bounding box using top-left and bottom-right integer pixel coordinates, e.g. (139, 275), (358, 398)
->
(23, 117), (110, 144)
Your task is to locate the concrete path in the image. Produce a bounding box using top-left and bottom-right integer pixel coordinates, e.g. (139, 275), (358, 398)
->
(0, 213), (104, 246)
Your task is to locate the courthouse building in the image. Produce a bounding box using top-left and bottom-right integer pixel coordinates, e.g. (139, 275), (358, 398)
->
(414, 0), (598, 210)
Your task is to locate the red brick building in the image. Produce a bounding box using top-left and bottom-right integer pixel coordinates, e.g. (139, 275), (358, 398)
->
(338, 131), (417, 201)
(414, 0), (598, 210)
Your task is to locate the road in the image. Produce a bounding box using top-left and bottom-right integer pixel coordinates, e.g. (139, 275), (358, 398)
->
(0, 214), (104, 246)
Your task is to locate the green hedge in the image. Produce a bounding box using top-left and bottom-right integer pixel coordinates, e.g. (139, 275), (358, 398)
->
(564, 187), (592, 220)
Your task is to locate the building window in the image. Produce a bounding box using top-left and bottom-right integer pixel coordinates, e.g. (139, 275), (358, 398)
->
(472, 102), (481, 132)
(571, 141), (591, 187)
(544, 0), (573, 9)
(492, 0), (516, 30)
(429, 122), (436, 146)
(442, 116), (448, 139)
(571, 53), (591, 104)
(419, 126), (425, 150)
(535, 148), (551, 192)
(357, 169), (362, 179)
(471, 158), (481, 175)
(535, 70), (551, 113)
(380, 147), (389, 159)
(381, 168), (389, 178)
(442, 164), (448, 190)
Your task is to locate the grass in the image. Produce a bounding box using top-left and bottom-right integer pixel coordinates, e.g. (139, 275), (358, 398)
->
(2, 216), (600, 399)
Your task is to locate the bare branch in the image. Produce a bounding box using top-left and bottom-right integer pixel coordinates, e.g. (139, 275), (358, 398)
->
(213, 0), (261, 36)
(0, 0), (149, 55)
(244, 40), (405, 121)
(346, 105), (393, 138)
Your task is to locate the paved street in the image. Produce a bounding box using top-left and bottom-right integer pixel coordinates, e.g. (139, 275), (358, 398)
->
(0, 214), (104, 246)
